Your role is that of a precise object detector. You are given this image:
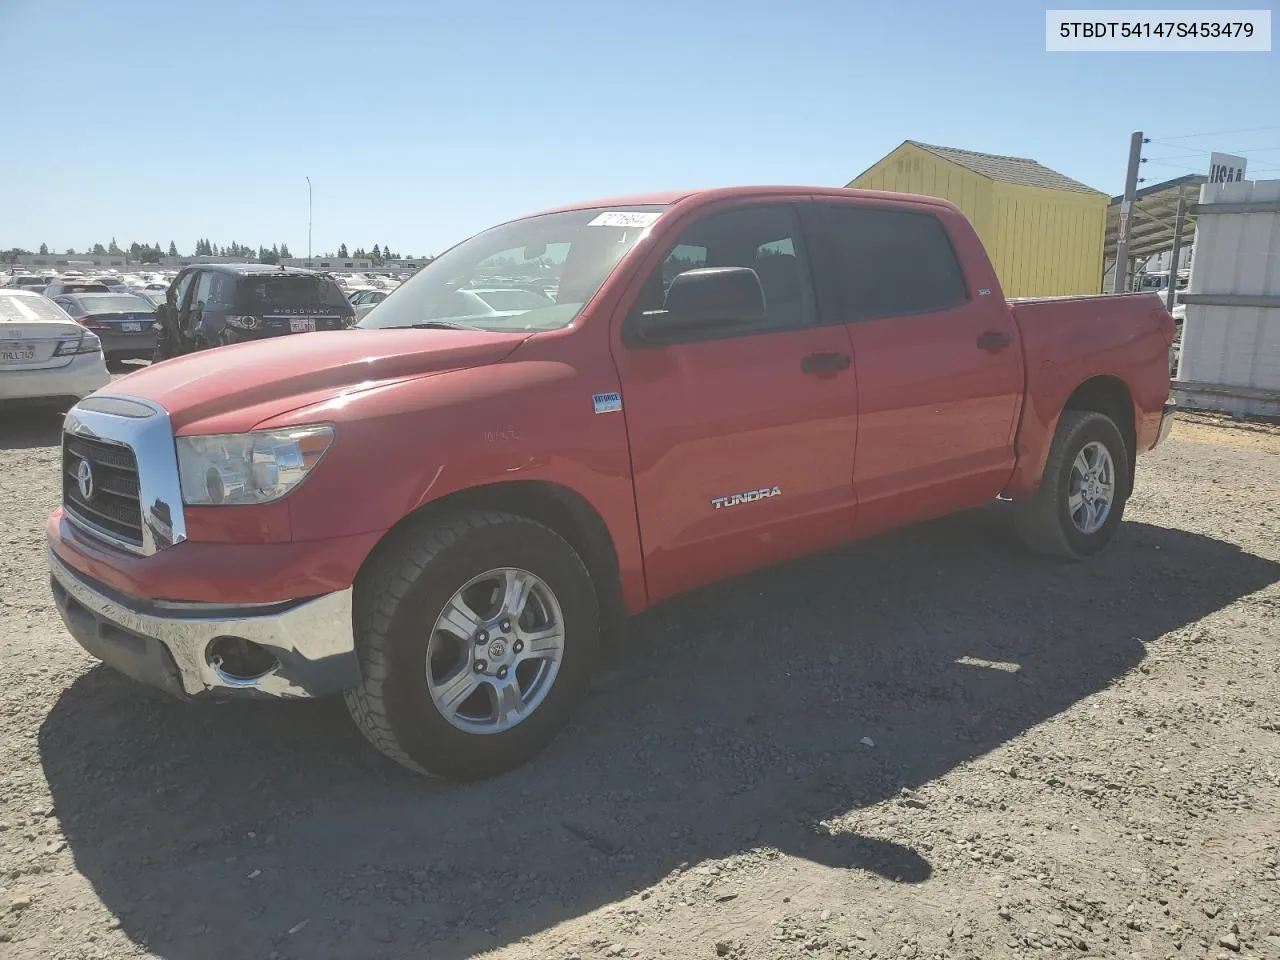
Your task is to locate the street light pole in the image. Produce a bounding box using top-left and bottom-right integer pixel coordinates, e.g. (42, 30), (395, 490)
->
(305, 176), (312, 268)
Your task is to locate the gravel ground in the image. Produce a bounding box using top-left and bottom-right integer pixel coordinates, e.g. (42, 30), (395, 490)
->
(0, 406), (1277, 960)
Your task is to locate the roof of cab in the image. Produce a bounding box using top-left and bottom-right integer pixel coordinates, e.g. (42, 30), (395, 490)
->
(527, 185), (958, 218)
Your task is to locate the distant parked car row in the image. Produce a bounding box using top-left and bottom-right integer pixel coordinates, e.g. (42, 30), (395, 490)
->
(2, 260), (563, 393)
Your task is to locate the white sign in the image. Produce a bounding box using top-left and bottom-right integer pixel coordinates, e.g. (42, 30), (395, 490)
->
(1208, 152), (1248, 184)
(587, 211), (662, 229)
(1045, 10), (1272, 51)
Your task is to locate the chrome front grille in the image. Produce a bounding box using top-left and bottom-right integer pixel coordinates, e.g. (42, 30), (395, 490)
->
(60, 396), (188, 556)
(62, 434), (144, 548)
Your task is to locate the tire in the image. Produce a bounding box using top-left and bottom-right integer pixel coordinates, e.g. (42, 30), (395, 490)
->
(1014, 410), (1130, 560)
(344, 510), (600, 780)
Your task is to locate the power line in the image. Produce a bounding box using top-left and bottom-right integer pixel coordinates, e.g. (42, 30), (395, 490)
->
(1144, 159), (1209, 173)
(1149, 140), (1280, 155)
(1153, 124), (1280, 141)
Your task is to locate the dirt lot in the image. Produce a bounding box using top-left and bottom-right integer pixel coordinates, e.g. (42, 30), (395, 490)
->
(0, 408), (1277, 960)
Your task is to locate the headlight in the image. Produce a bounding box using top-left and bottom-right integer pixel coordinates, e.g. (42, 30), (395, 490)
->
(176, 425), (334, 505)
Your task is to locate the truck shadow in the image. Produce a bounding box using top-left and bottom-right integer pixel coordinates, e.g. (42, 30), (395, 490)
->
(38, 513), (1280, 960)
(0, 406), (64, 450)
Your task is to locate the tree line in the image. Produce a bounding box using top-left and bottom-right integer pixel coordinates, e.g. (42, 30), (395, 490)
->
(5, 240), (418, 266)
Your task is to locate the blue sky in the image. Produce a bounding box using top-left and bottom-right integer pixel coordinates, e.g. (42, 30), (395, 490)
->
(1, 0), (1276, 257)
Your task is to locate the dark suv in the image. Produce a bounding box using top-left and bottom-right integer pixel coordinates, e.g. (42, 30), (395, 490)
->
(153, 264), (356, 361)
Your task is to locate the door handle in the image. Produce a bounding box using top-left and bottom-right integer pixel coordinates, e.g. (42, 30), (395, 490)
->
(801, 352), (852, 375)
(976, 331), (1012, 352)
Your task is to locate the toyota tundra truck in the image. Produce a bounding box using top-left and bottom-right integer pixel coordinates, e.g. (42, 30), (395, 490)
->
(47, 186), (1176, 780)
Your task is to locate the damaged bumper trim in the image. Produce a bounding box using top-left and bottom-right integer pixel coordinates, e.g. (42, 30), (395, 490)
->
(48, 547), (360, 699)
(1154, 402), (1175, 449)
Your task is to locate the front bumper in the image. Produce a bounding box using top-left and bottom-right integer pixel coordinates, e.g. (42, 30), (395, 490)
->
(48, 547), (360, 699)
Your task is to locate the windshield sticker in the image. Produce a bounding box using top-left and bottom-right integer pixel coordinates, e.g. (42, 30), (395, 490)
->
(592, 392), (622, 414)
(587, 211), (662, 229)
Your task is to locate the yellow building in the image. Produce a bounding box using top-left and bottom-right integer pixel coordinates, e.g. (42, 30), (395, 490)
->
(848, 141), (1108, 298)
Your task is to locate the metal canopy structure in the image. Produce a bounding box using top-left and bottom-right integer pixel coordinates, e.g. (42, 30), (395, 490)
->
(1103, 174), (1205, 288)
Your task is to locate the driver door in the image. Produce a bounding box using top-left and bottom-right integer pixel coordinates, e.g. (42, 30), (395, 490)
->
(611, 201), (860, 603)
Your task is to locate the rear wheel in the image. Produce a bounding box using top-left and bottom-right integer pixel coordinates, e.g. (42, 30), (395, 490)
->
(344, 511), (600, 780)
(1014, 410), (1129, 559)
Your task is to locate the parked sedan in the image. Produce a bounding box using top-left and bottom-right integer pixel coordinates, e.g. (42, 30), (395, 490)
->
(349, 288), (390, 319)
(134, 290), (167, 308)
(2, 275), (50, 294)
(0, 290), (110, 406)
(50, 292), (157, 363)
(43, 279), (111, 297)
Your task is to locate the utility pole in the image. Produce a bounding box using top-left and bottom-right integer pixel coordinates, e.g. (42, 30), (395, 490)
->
(1111, 130), (1144, 294)
(304, 175), (312, 267)
(1165, 185), (1187, 313)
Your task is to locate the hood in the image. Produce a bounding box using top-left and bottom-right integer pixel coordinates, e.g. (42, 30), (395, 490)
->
(105, 328), (529, 433)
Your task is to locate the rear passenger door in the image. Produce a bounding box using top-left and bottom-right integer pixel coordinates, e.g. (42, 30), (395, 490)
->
(805, 201), (1024, 536)
(613, 202), (860, 602)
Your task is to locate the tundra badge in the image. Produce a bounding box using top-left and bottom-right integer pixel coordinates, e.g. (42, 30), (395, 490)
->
(711, 486), (782, 510)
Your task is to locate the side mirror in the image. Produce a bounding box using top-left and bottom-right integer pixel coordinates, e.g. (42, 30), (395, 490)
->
(633, 266), (765, 342)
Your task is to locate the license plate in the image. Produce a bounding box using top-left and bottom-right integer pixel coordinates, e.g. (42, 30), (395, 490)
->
(1, 345), (37, 363)
(289, 318), (316, 333)
(121, 322), (142, 332)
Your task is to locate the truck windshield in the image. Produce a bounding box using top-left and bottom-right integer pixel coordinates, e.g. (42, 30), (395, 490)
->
(358, 205), (666, 332)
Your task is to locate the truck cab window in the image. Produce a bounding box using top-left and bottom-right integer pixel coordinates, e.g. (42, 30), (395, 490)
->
(822, 205), (968, 320)
(640, 204), (814, 330)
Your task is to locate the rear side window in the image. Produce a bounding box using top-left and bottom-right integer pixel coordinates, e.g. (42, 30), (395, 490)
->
(821, 205), (967, 321)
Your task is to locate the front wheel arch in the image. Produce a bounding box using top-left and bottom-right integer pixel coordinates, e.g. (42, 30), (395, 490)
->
(354, 479), (628, 656)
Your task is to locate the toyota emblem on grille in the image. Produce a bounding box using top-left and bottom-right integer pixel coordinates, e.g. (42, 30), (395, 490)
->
(76, 459), (95, 501)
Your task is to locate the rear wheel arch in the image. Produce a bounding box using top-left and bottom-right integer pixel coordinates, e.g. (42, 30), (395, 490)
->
(1062, 376), (1137, 495)
(355, 480), (628, 653)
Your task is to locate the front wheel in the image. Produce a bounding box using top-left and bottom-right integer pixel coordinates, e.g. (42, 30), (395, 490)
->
(1014, 410), (1130, 559)
(344, 511), (600, 780)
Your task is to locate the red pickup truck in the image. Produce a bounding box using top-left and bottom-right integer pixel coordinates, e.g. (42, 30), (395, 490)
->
(47, 186), (1175, 780)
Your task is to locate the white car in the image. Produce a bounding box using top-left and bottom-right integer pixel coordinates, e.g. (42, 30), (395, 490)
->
(0, 290), (111, 405)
